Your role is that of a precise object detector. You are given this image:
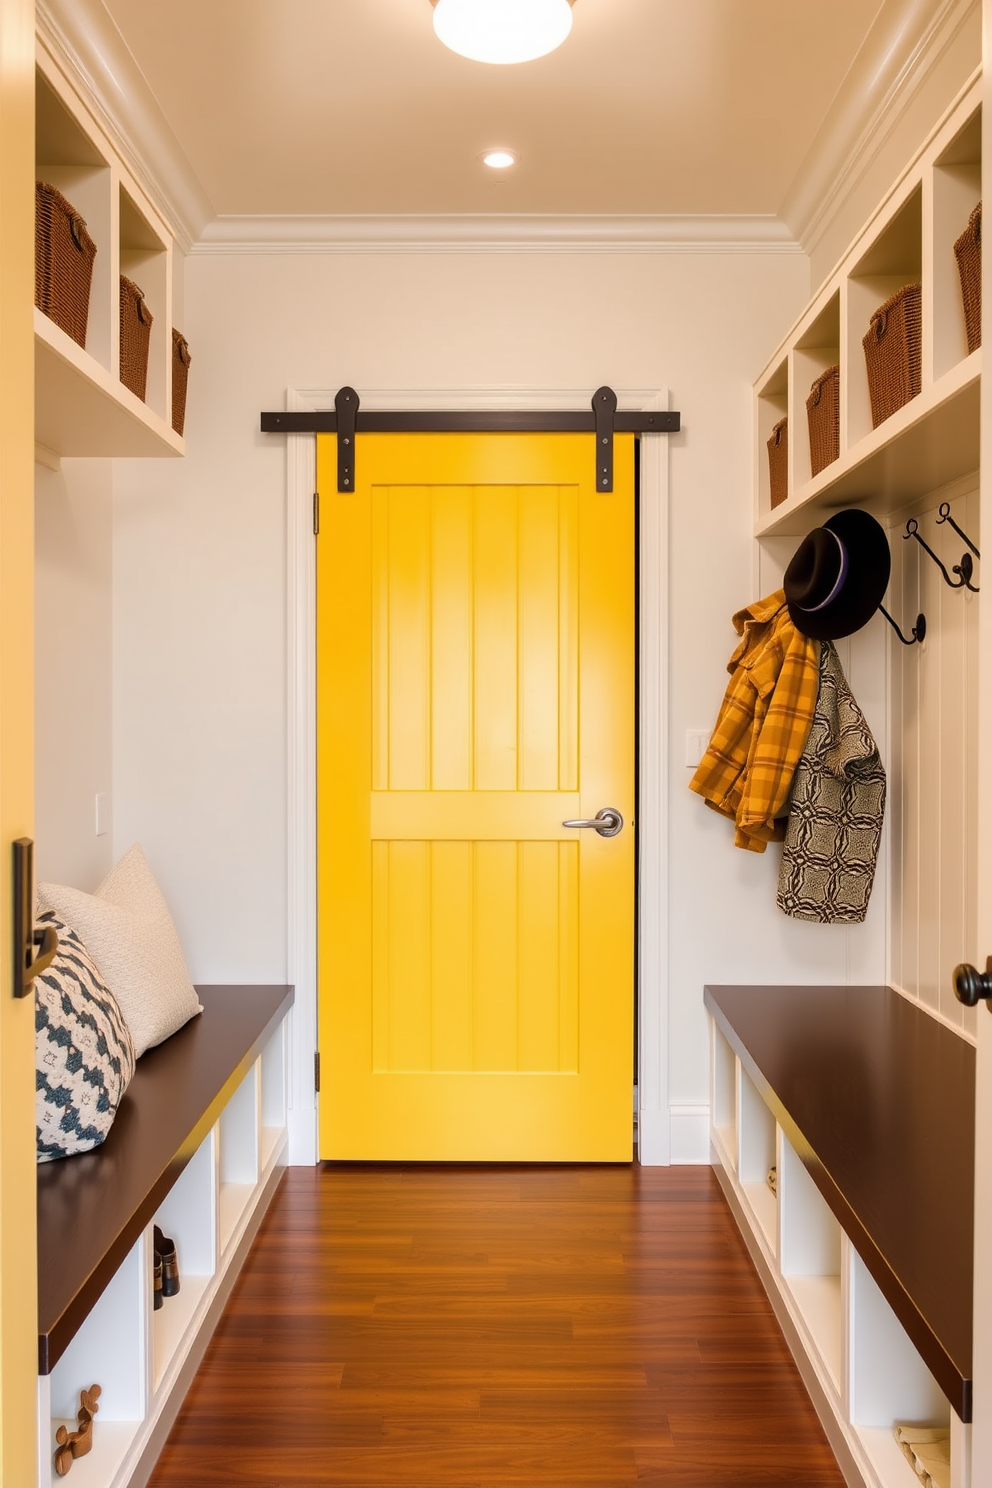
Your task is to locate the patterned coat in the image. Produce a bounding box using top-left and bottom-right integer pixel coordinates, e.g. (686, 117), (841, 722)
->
(777, 641), (885, 923)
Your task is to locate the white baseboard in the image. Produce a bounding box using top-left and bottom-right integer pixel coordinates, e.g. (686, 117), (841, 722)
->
(288, 1103), (318, 1165)
(637, 1107), (670, 1165)
(668, 1103), (711, 1165)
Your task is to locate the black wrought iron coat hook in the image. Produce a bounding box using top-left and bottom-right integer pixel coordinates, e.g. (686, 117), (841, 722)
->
(904, 513), (980, 593)
(936, 501), (980, 591)
(878, 604), (926, 646)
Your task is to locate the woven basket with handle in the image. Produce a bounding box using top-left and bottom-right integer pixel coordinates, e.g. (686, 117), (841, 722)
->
(767, 417), (788, 508)
(954, 202), (981, 355)
(171, 330), (191, 436)
(35, 182), (97, 348)
(806, 365), (840, 478)
(120, 277), (153, 401)
(862, 283), (921, 428)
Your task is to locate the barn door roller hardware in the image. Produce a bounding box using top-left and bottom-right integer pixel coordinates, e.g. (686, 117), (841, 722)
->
(261, 387), (680, 494)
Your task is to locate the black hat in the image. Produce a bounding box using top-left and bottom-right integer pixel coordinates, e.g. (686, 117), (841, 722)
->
(784, 508), (891, 641)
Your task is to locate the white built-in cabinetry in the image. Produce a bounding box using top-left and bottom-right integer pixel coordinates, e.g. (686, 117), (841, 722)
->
(36, 1002), (290, 1488)
(755, 77), (981, 536)
(710, 1016), (969, 1488)
(35, 36), (183, 461)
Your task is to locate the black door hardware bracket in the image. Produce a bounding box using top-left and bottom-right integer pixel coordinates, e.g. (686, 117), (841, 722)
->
(592, 386), (618, 492)
(335, 386), (359, 493)
(13, 838), (58, 998)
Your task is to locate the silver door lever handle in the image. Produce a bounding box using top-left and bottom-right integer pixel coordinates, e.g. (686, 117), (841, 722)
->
(562, 808), (623, 838)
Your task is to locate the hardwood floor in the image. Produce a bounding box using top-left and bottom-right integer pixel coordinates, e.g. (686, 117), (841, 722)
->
(148, 1164), (844, 1487)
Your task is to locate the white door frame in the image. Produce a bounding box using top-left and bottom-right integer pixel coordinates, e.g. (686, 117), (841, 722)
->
(284, 385), (672, 1166)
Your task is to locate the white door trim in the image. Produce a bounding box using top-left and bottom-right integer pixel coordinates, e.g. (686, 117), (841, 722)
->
(284, 385), (672, 1166)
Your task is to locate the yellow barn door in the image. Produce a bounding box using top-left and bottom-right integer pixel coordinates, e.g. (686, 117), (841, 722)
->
(317, 431), (635, 1160)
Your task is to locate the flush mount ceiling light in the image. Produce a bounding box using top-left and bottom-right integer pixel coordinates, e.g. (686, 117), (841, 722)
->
(431, 0), (575, 64)
(482, 149), (517, 169)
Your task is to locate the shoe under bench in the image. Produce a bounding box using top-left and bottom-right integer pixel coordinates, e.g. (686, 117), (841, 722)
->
(36, 982), (294, 1488)
(706, 983), (974, 1488)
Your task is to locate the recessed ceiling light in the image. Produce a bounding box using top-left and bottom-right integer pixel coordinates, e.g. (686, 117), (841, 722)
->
(431, 0), (575, 65)
(482, 150), (517, 170)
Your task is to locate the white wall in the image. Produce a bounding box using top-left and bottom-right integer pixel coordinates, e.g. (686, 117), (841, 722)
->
(107, 242), (899, 1159)
(35, 457), (113, 890)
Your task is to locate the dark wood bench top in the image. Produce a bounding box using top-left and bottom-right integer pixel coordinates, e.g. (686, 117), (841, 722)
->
(37, 983), (294, 1374)
(705, 984), (974, 1421)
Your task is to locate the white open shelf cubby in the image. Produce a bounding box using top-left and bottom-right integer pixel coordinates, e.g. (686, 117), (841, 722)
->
(709, 1017), (969, 1488)
(37, 1012), (289, 1488)
(755, 76), (981, 537)
(35, 37), (184, 460)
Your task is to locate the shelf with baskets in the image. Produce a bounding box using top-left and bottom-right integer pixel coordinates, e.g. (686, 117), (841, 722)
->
(755, 79), (981, 538)
(35, 39), (186, 460)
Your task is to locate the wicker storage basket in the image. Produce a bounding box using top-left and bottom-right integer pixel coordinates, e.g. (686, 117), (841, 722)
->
(954, 202), (981, 354)
(767, 417), (788, 508)
(35, 182), (97, 348)
(171, 330), (191, 436)
(862, 283), (922, 428)
(119, 276), (153, 401)
(806, 365), (840, 478)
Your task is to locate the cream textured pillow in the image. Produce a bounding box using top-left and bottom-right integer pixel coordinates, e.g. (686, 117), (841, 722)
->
(38, 845), (202, 1058)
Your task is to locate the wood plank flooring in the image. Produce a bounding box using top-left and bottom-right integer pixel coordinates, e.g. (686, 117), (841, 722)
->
(148, 1164), (844, 1487)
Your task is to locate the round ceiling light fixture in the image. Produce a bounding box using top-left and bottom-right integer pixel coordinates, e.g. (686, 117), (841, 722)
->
(482, 149), (517, 169)
(431, 0), (575, 65)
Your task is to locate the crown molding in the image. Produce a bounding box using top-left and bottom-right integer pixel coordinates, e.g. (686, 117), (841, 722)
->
(780, 0), (980, 257)
(191, 214), (801, 256)
(37, 0), (214, 252)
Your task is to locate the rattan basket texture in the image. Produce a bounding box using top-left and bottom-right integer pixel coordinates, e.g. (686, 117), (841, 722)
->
(767, 417), (788, 509)
(36, 182), (97, 348)
(120, 276), (153, 401)
(862, 283), (922, 429)
(171, 330), (191, 436)
(806, 365), (840, 478)
(954, 202), (981, 355)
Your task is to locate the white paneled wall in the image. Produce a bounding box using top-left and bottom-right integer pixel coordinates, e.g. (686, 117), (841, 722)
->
(889, 481), (980, 1035)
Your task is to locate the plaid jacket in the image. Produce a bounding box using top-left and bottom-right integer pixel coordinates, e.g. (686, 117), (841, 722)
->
(689, 591), (820, 853)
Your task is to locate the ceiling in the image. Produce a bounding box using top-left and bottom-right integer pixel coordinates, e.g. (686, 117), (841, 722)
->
(99, 0), (883, 220)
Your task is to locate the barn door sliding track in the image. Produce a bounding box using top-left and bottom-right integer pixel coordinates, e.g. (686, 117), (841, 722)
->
(261, 386), (681, 493)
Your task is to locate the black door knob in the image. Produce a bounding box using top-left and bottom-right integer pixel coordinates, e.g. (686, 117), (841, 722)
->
(953, 959), (992, 1007)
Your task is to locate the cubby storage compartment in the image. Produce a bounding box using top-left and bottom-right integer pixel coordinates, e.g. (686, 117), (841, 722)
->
(39, 1238), (146, 1488)
(849, 1249), (950, 1487)
(793, 293), (841, 486)
(152, 1131), (217, 1395)
(778, 1134), (842, 1395)
(737, 1069), (777, 1253)
(757, 359), (789, 513)
(33, 41), (183, 459)
(847, 186), (923, 447)
(218, 1062), (260, 1255)
(933, 106), (982, 378)
(710, 1023), (737, 1171)
(119, 187), (169, 418)
(260, 1018), (288, 1171)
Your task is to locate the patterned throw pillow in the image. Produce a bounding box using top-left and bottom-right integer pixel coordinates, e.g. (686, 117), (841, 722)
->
(36, 912), (136, 1163)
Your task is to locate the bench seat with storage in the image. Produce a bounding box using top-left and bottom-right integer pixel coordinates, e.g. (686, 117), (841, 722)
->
(37, 982), (294, 1488)
(706, 982), (974, 1488)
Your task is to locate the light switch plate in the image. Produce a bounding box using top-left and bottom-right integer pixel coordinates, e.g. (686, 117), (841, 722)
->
(95, 793), (109, 837)
(685, 730), (709, 768)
